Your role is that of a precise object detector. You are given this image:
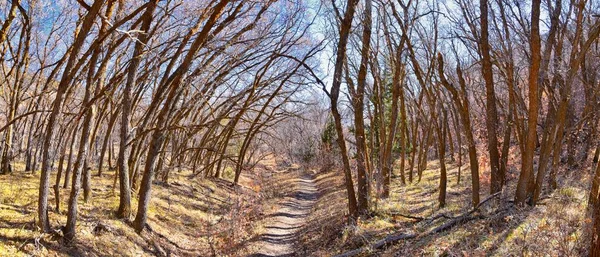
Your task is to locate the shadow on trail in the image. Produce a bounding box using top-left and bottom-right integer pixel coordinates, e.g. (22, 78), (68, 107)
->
(248, 172), (318, 257)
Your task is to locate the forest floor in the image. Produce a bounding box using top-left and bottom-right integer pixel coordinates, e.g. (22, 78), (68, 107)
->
(0, 156), (593, 256)
(297, 157), (593, 256)
(0, 157), (322, 257)
(0, 162), (267, 256)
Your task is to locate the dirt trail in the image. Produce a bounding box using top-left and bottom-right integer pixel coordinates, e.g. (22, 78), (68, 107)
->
(248, 170), (318, 257)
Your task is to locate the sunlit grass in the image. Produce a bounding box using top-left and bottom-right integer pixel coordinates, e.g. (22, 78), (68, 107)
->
(0, 162), (260, 256)
(301, 157), (592, 256)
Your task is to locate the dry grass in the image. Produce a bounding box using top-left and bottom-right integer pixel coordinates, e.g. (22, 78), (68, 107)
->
(380, 160), (590, 257)
(0, 163), (262, 256)
(296, 157), (593, 257)
(2, 154), (591, 257)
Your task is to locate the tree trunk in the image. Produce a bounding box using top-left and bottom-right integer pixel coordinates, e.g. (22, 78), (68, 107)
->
(480, 0), (502, 194)
(134, 0), (231, 232)
(117, 0), (159, 219)
(64, 78), (99, 242)
(326, 0), (360, 220)
(408, 113), (419, 183)
(515, 0), (542, 205)
(1, 90), (17, 174)
(353, 0), (372, 214)
(436, 111), (448, 208)
(38, 0), (104, 232)
(64, 125), (78, 189)
(98, 108), (119, 176)
(398, 71), (408, 185)
(438, 54), (480, 207)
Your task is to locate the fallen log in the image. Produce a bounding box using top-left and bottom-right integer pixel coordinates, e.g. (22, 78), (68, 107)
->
(333, 232), (417, 257)
(388, 212), (424, 221)
(426, 214), (483, 235)
(421, 212), (457, 225)
(334, 192), (502, 257)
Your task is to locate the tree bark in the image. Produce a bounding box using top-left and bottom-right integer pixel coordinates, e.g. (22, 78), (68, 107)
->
(515, 0), (542, 205)
(117, 0), (159, 220)
(38, 0), (104, 232)
(437, 54), (480, 207)
(326, 0), (360, 220)
(479, 0), (502, 194)
(353, 0), (372, 214)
